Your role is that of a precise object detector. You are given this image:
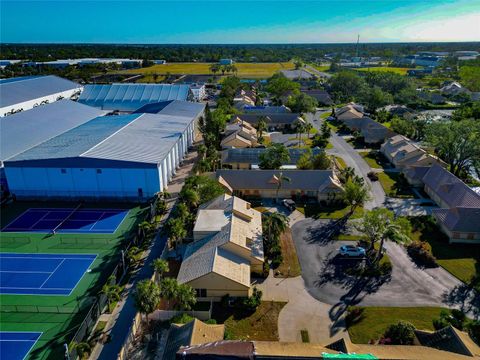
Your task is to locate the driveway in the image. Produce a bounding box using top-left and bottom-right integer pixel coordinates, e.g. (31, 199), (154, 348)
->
(304, 112), (385, 210)
(385, 197), (438, 217)
(291, 218), (478, 314)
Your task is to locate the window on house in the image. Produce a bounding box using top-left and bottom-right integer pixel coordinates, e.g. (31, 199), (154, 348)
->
(467, 233), (475, 240)
(60, 169), (67, 174)
(96, 169), (102, 174)
(453, 232), (461, 239)
(246, 237), (253, 248)
(195, 289), (207, 297)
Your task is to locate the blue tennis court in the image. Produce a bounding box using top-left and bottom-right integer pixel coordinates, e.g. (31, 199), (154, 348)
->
(0, 253), (96, 296)
(0, 332), (42, 360)
(2, 208), (128, 234)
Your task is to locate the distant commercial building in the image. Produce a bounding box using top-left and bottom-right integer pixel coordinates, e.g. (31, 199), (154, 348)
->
(4, 101), (204, 201)
(0, 75), (83, 117)
(78, 83), (193, 112)
(0, 59), (22, 69)
(153, 60), (167, 64)
(189, 83), (206, 101)
(219, 59), (234, 65)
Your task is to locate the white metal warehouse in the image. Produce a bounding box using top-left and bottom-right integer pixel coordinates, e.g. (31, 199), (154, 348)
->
(78, 83), (192, 111)
(0, 75), (83, 117)
(4, 101), (205, 201)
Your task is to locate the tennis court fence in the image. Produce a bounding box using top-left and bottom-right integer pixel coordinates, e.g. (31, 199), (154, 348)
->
(0, 304), (82, 314)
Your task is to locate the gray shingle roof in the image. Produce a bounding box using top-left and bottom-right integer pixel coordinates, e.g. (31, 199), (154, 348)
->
(300, 90), (333, 105)
(432, 207), (480, 233)
(0, 75), (81, 108)
(1, 99), (105, 162)
(216, 169), (338, 191)
(221, 148), (323, 166)
(232, 113), (301, 125)
(78, 83), (191, 111)
(423, 165), (480, 208)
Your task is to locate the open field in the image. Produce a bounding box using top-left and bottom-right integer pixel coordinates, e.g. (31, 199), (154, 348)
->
(347, 306), (445, 344)
(119, 62), (295, 79)
(353, 67), (412, 75)
(0, 201), (146, 359)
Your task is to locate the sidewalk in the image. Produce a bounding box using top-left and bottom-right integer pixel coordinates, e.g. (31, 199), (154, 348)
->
(91, 149), (198, 360)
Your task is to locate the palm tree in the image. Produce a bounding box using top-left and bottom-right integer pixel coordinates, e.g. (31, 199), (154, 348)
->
(134, 279), (161, 325)
(152, 258), (169, 283)
(174, 284), (197, 311)
(180, 188), (200, 208)
(339, 166), (356, 184)
(197, 144), (207, 160)
(209, 64), (219, 76)
(295, 121), (306, 147)
(343, 180), (371, 214)
(257, 117), (268, 143)
(138, 221), (155, 239)
(165, 217), (187, 248)
(152, 73), (159, 83)
(305, 122), (314, 139)
(160, 277), (178, 308)
(275, 172), (291, 204)
(263, 212), (289, 241)
(101, 276), (122, 312)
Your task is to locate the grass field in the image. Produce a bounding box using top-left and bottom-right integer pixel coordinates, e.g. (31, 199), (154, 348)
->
(410, 217), (480, 285)
(275, 228), (301, 278)
(0, 201), (146, 360)
(347, 306), (445, 343)
(377, 171), (415, 198)
(212, 301), (286, 341)
(119, 62), (295, 79)
(302, 203), (364, 219)
(359, 151), (389, 169)
(353, 67), (412, 75)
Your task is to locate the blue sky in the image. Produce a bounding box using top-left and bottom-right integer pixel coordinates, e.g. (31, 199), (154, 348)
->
(1, 0), (479, 43)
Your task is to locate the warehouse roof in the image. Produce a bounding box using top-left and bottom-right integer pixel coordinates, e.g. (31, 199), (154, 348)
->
(0, 75), (81, 109)
(1, 100), (105, 163)
(78, 83), (191, 111)
(134, 100), (205, 119)
(6, 112), (195, 167)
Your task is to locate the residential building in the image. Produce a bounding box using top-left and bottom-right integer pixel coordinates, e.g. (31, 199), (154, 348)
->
(177, 194), (263, 300)
(0, 75), (83, 117)
(341, 115), (395, 145)
(0, 59), (22, 69)
(0, 100), (105, 188)
(230, 113), (303, 131)
(221, 121), (258, 149)
(78, 83), (192, 111)
(216, 169), (343, 202)
(153, 60), (167, 64)
(176, 326), (480, 359)
(162, 319), (224, 360)
(402, 166), (431, 187)
(418, 91), (447, 105)
(300, 89), (333, 105)
(243, 105), (291, 114)
(335, 103), (364, 122)
(4, 101), (204, 201)
(381, 135), (445, 170)
(221, 148), (324, 169)
(422, 164), (480, 243)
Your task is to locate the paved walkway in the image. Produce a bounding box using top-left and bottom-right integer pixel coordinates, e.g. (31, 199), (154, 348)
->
(92, 149), (199, 360)
(255, 208), (349, 344)
(256, 274), (349, 343)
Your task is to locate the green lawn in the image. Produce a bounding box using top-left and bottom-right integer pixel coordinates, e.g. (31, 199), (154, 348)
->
(410, 217), (480, 285)
(333, 156), (347, 169)
(359, 151), (388, 169)
(303, 203), (364, 219)
(0, 201), (146, 359)
(353, 67), (411, 75)
(212, 301), (287, 341)
(118, 62), (295, 79)
(377, 171), (415, 198)
(347, 306), (446, 344)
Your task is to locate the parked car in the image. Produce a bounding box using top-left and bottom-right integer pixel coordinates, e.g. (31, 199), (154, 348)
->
(282, 199), (296, 211)
(339, 245), (366, 257)
(367, 171), (379, 181)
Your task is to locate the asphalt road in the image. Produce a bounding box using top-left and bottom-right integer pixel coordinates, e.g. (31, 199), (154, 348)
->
(304, 64), (332, 79)
(305, 111), (385, 209)
(291, 218), (478, 313)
